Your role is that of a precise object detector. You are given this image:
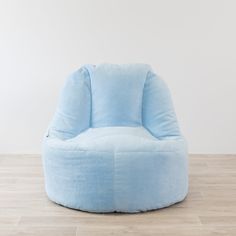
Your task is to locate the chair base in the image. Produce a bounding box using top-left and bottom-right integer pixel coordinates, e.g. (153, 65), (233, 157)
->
(43, 134), (188, 213)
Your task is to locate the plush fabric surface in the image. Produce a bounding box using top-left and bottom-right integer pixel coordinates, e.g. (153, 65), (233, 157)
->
(42, 63), (188, 213)
(90, 64), (150, 127)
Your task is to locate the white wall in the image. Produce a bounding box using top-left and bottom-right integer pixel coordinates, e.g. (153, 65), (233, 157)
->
(0, 0), (235, 154)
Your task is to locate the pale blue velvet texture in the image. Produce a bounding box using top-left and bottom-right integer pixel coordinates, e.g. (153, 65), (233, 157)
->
(42, 64), (188, 213)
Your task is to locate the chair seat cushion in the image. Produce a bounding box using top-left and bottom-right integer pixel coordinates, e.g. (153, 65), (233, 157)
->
(43, 126), (188, 213)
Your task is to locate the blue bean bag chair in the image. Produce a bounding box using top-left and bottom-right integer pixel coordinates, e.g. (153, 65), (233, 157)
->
(42, 64), (188, 213)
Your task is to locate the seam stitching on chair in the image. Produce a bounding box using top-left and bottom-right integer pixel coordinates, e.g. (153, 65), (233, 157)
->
(83, 65), (93, 128)
(140, 69), (150, 126)
(113, 149), (116, 211)
(45, 145), (183, 154)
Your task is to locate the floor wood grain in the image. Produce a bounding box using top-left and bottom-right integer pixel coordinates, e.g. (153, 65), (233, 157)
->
(0, 154), (236, 236)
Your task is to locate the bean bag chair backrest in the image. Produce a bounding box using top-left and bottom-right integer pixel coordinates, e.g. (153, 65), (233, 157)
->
(49, 64), (180, 140)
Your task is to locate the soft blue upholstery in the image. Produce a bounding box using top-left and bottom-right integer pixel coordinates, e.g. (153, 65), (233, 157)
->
(42, 64), (188, 213)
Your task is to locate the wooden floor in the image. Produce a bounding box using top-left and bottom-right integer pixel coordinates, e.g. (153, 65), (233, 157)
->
(0, 154), (236, 236)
